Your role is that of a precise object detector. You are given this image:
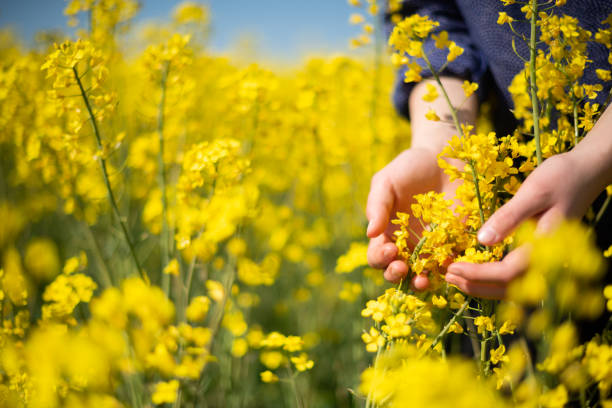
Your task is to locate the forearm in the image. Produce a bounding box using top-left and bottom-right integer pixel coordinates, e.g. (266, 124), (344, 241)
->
(409, 76), (478, 154)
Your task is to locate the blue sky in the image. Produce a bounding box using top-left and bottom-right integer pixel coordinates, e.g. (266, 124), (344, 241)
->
(0, 0), (367, 63)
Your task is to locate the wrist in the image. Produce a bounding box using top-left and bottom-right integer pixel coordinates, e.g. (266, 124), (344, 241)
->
(568, 137), (612, 194)
(568, 103), (612, 192)
(409, 77), (478, 153)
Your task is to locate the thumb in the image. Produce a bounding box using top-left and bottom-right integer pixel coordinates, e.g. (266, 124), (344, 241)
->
(366, 173), (395, 238)
(477, 186), (548, 245)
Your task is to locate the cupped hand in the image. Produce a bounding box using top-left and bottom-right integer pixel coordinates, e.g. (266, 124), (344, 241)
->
(445, 151), (604, 299)
(366, 147), (456, 288)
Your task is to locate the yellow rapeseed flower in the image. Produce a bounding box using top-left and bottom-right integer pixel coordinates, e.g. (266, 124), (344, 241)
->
(497, 12), (514, 25)
(422, 83), (439, 102)
(462, 80), (479, 98)
(290, 353), (314, 372)
(185, 296), (210, 322)
(260, 370), (279, 383)
(447, 42), (464, 62)
(163, 258), (180, 276)
(152, 380), (179, 405)
(425, 108), (440, 121)
(490, 345), (509, 365)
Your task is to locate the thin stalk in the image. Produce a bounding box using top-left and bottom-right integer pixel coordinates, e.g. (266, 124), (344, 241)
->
(463, 310), (481, 359)
(173, 389), (182, 408)
(410, 234), (429, 264)
(495, 329), (504, 348)
(72, 67), (149, 283)
(595, 194), (611, 226)
(365, 344), (383, 408)
(205, 263), (236, 356)
(430, 299), (469, 350)
(286, 365), (305, 408)
(157, 62), (171, 294)
(422, 53), (463, 136)
(424, 53), (487, 229)
(480, 337), (488, 376)
(529, 0), (543, 164)
(470, 161), (486, 226)
(123, 373), (142, 408)
(519, 336), (536, 380)
(179, 255), (199, 322)
(573, 99), (580, 146)
(81, 222), (113, 288)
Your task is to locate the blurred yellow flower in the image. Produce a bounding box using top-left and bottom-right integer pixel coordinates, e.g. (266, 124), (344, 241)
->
(291, 353), (314, 372)
(425, 108), (440, 121)
(152, 380), (179, 405)
(163, 258), (180, 276)
(422, 83), (439, 102)
(260, 370), (279, 383)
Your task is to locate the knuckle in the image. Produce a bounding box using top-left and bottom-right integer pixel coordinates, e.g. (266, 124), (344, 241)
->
(371, 170), (391, 190)
(370, 171), (383, 187)
(367, 246), (384, 268)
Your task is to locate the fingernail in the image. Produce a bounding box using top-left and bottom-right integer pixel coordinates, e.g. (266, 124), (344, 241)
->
(477, 226), (498, 244)
(367, 219), (374, 235)
(445, 273), (457, 284)
(447, 264), (462, 275)
(387, 266), (398, 281)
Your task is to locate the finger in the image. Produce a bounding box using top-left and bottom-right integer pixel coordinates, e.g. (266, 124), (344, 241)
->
(446, 246), (529, 285)
(477, 185), (549, 245)
(536, 207), (564, 235)
(412, 272), (430, 291)
(366, 173), (395, 238)
(384, 259), (409, 283)
(367, 234), (398, 269)
(444, 274), (507, 299)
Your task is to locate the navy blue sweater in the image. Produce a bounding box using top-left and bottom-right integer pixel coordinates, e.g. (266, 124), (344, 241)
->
(386, 0), (612, 119)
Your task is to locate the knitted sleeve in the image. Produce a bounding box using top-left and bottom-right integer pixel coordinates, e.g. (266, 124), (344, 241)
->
(384, 0), (488, 119)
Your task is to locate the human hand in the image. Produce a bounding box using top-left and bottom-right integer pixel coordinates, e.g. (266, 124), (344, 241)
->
(445, 151), (608, 299)
(366, 147), (457, 288)
(366, 77), (476, 289)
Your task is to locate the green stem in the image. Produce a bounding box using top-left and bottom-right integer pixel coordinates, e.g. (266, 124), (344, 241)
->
(519, 336), (536, 380)
(72, 67), (149, 283)
(495, 329), (504, 348)
(286, 365), (305, 408)
(573, 99), (579, 147)
(480, 337), (488, 376)
(205, 261), (236, 356)
(410, 233), (429, 264)
(595, 194), (611, 226)
(157, 62), (171, 294)
(81, 222), (113, 288)
(529, 0), (542, 165)
(422, 53), (463, 136)
(179, 255), (198, 322)
(365, 345), (383, 408)
(430, 299), (469, 351)
(424, 53), (486, 228)
(470, 162), (486, 227)
(463, 310), (481, 359)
